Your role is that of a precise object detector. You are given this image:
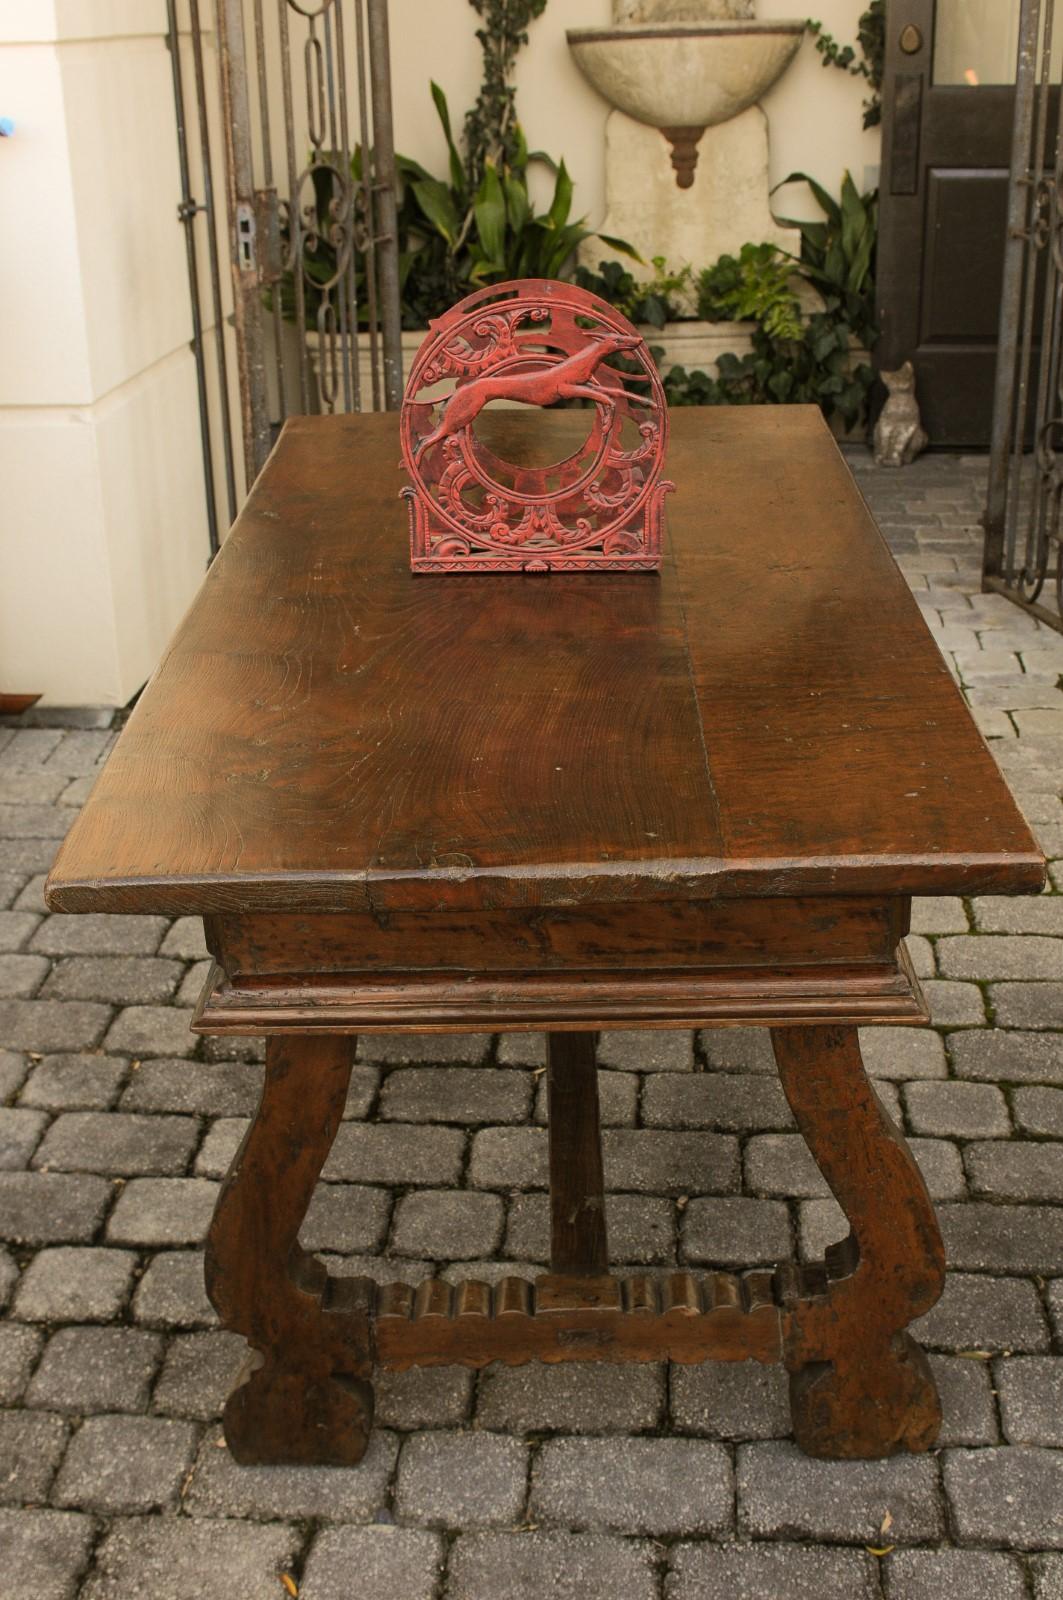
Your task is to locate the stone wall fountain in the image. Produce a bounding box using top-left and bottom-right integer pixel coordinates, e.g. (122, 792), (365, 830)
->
(568, 0), (806, 279)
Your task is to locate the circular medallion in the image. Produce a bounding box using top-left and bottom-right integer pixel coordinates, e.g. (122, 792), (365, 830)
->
(400, 279), (673, 572)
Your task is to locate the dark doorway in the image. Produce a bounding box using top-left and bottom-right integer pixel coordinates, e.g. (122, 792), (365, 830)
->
(878, 0), (1054, 447)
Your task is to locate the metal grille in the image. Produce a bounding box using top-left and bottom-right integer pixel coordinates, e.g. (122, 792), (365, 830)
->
(169, 0), (403, 528)
(985, 0), (1063, 631)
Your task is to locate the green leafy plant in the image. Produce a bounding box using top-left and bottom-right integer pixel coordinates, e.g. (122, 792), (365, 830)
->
(775, 169), (878, 350)
(661, 173), (878, 429)
(572, 255), (691, 328)
(696, 243), (804, 342)
(807, 1), (885, 129)
(403, 82), (634, 293)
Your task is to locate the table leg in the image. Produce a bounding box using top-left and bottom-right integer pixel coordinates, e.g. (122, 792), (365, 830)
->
(546, 1031), (609, 1275)
(204, 1033), (374, 1465)
(771, 1024), (945, 1459)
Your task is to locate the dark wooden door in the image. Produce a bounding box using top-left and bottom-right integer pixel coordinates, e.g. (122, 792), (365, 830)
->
(878, 0), (1038, 447)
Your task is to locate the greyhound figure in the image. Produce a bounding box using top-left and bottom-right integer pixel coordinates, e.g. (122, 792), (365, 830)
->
(413, 332), (651, 459)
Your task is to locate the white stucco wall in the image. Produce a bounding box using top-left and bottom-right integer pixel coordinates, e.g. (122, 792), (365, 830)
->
(0, 0), (878, 706)
(391, 0), (881, 231)
(0, 1), (219, 706)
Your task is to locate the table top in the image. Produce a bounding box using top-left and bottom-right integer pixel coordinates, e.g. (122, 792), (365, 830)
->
(47, 408), (1044, 916)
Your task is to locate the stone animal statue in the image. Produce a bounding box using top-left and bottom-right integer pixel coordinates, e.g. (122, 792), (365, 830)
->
(874, 361), (928, 468)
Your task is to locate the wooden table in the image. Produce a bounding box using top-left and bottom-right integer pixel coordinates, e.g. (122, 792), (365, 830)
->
(46, 408), (1044, 1464)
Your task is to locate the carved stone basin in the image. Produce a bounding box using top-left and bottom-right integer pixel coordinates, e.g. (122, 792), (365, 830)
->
(567, 20), (805, 185)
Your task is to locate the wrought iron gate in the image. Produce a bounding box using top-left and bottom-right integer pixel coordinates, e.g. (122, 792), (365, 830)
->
(168, 0), (403, 540)
(984, 0), (1063, 631)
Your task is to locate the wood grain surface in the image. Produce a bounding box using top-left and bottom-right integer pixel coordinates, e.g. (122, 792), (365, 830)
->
(46, 408), (1044, 917)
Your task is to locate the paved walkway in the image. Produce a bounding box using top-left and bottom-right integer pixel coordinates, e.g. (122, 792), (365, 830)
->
(2, 449), (1063, 1599)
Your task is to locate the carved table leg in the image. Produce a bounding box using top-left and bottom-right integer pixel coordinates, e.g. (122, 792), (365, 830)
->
(771, 1025), (945, 1460)
(546, 1031), (608, 1275)
(204, 1034), (373, 1465)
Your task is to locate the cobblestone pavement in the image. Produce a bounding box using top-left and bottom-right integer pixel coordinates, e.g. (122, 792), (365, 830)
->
(3, 449), (1063, 1598)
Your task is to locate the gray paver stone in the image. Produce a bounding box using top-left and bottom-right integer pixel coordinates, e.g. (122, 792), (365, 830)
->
(930, 1353), (998, 1445)
(883, 1549), (1028, 1600)
(0, 1322), (43, 1403)
(26, 1325), (162, 1413)
(356, 1032), (489, 1064)
(997, 1356), (1063, 1446)
(0, 1507), (93, 1600)
(29, 913), (168, 956)
(531, 1436), (732, 1535)
(603, 1129), (740, 1195)
(966, 1140), (1063, 1202)
(666, 1542), (880, 1600)
(860, 1026), (948, 1079)
(193, 1116), (244, 1177)
(158, 917), (208, 959)
(19, 1053), (128, 1111)
(0, 1001), (111, 1053)
(396, 1430), (528, 1527)
(0, 1411), (68, 1504)
(943, 1446), (1063, 1547)
(974, 897), (1063, 934)
(938, 935), (1063, 979)
(0, 911), (41, 952)
(671, 1358), (789, 1440)
(151, 1331), (246, 1420)
(940, 1202), (1063, 1273)
(737, 1440), (944, 1541)
(469, 1126), (547, 1188)
(391, 1189), (503, 1259)
(0, 1107), (47, 1168)
(103, 1006), (197, 1057)
(0, 1049), (28, 1101)
(381, 1065), (531, 1124)
(52, 1413), (198, 1512)
(0, 1172), (112, 1245)
(0, 955), (53, 998)
(374, 1364), (474, 1429)
(324, 1122), (465, 1185)
(80, 1517), (298, 1600)
(911, 896), (969, 933)
(950, 1029), (1063, 1083)
(300, 1182), (390, 1253)
(700, 1027), (776, 1072)
(598, 1028), (694, 1071)
(681, 1195), (791, 1265)
(13, 1247), (136, 1322)
(33, 1111), (197, 1175)
(991, 983), (1063, 1029)
(132, 1251), (217, 1329)
(300, 1527), (443, 1600)
(1013, 1084), (1063, 1135)
(914, 1271), (1050, 1352)
(642, 1071), (793, 1130)
(923, 980), (985, 1026)
(183, 1425), (398, 1519)
(1036, 1556), (1063, 1599)
(447, 1531), (658, 1600)
(0, 1246), (15, 1308)
(904, 1081), (1011, 1138)
(120, 1057), (263, 1116)
(477, 1359), (663, 1433)
(106, 1178), (218, 1246)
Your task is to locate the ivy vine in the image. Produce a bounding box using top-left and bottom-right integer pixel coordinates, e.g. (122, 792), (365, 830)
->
(463, 0), (548, 191)
(807, 1), (885, 129)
